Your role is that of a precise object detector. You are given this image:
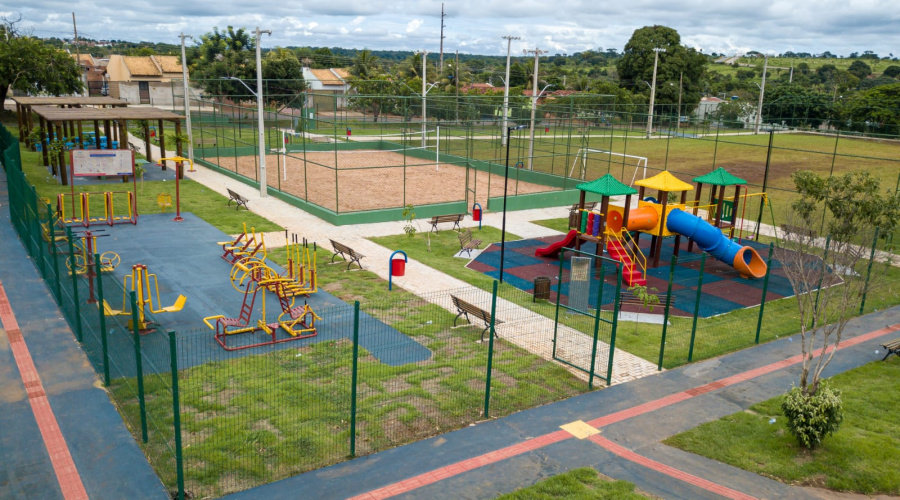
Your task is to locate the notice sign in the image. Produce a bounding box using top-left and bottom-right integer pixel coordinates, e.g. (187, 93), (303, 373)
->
(70, 149), (135, 177)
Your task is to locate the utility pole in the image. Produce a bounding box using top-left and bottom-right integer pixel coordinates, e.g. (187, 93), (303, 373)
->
(439, 4), (446, 72)
(179, 33), (194, 164)
(501, 35), (520, 146)
(646, 47), (665, 139)
(525, 47), (546, 170)
(417, 50), (428, 147)
(72, 13), (84, 96)
(789, 59), (794, 83)
(676, 71), (683, 125)
(755, 55), (768, 134)
(455, 49), (460, 123)
(255, 27), (272, 197)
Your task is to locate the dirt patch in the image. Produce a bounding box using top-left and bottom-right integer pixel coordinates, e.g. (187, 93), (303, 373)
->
(217, 151), (555, 212)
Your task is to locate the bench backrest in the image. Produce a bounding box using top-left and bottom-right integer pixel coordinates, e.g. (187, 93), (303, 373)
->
(330, 239), (359, 256)
(451, 295), (492, 322)
(459, 230), (473, 245)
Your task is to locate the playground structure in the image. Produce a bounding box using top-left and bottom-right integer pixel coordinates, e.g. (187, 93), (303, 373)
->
(56, 191), (137, 227)
(204, 257), (320, 351)
(220, 223), (267, 265)
(538, 168), (769, 287)
(103, 264), (187, 332)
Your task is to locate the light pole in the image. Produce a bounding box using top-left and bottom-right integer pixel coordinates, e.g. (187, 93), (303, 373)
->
(179, 33), (194, 165)
(501, 35), (520, 146)
(499, 124), (528, 284)
(527, 84), (553, 170)
(417, 50), (429, 147)
(254, 27), (271, 196)
(646, 47), (665, 139)
(755, 55), (768, 134)
(222, 75), (268, 197)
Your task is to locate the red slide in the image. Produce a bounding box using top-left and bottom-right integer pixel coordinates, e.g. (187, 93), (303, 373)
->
(534, 230), (578, 258)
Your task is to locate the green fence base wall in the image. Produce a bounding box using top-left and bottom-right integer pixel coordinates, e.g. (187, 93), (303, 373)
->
(195, 158), (468, 226)
(487, 189), (603, 213)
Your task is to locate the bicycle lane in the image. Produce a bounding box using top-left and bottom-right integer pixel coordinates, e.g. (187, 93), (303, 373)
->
(0, 171), (167, 499)
(225, 308), (900, 500)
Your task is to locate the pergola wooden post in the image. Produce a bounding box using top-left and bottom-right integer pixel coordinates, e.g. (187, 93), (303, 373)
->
(175, 119), (184, 180)
(158, 119), (167, 170)
(38, 116), (50, 167)
(142, 122), (153, 162)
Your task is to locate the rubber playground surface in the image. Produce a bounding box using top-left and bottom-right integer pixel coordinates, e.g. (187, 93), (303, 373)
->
(90, 213), (430, 375)
(467, 234), (798, 318)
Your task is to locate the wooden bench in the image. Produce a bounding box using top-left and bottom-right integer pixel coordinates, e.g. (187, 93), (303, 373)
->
(196, 137), (217, 148)
(780, 224), (817, 239)
(451, 295), (503, 342)
(430, 213), (465, 232)
(568, 201), (598, 213)
(458, 230), (483, 257)
(329, 239), (365, 270)
(881, 338), (900, 361)
(226, 188), (250, 211)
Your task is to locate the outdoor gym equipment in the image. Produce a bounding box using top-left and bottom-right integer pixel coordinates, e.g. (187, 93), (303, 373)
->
(103, 264), (187, 333)
(219, 223), (267, 264)
(205, 258), (319, 351)
(280, 232), (318, 297)
(57, 191), (137, 227)
(158, 156), (193, 221)
(66, 229), (120, 276)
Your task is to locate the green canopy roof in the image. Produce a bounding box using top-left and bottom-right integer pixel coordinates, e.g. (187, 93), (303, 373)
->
(576, 174), (637, 196)
(692, 167), (747, 186)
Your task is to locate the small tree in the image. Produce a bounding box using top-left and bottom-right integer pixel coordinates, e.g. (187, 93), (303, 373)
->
(627, 284), (660, 333)
(402, 205), (430, 252)
(778, 170), (900, 447)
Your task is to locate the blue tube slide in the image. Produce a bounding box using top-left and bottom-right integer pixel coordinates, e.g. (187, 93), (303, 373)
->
(665, 208), (766, 278)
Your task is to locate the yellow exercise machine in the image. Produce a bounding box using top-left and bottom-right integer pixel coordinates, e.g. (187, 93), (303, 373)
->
(103, 264), (187, 333)
(205, 258), (319, 351)
(219, 223), (267, 265)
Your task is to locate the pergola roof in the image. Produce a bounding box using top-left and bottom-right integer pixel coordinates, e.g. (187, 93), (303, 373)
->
(576, 173), (637, 196)
(11, 96), (127, 107)
(692, 167), (747, 186)
(30, 106), (183, 122)
(634, 171), (693, 192)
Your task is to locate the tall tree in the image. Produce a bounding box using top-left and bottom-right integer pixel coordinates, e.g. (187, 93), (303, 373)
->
(351, 49), (381, 80)
(616, 25), (706, 113)
(0, 16), (82, 103)
(193, 26), (255, 99)
(262, 47), (306, 109)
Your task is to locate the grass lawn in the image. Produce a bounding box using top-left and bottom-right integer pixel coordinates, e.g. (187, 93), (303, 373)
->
(497, 467), (650, 499)
(110, 245), (589, 498)
(7, 117), (281, 235)
(665, 357), (900, 495)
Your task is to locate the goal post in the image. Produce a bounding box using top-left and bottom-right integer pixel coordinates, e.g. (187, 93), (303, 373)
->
(569, 148), (648, 185)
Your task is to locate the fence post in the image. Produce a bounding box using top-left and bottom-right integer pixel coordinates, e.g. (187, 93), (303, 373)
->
(687, 253), (706, 362)
(859, 228), (880, 315)
(168, 332), (185, 500)
(66, 226), (83, 343)
(483, 281), (498, 419)
(350, 301), (360, 457)
(755, 243), (775, 344)
(48, 204), (62, 304)
(95, 253), (110, 386)
(658, 256), (678, 370)
(605, 263), (624, 387)
(588, 260), (604, 388)
(130, 291), (148, 443)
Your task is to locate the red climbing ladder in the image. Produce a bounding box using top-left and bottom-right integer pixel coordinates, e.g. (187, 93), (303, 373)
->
(606, 237), (647, 287)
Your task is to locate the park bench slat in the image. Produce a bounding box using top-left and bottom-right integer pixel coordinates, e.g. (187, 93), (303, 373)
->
(329, 239), (365, 271)
(881, 338), (900, 361)
(430, 213), (465, 232)
(458, 230), (482, 257)
(451, 295), (502, 342)
(226, 188), (249, 211)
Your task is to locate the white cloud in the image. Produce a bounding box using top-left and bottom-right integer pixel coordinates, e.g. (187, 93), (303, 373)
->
(406, 19), (423, 33)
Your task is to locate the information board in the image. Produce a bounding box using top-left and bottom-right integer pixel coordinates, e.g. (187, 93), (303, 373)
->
(70, 150), (135, 177)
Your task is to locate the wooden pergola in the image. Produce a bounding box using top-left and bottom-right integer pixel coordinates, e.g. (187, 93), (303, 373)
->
(30, 106), (185, 185)
(12, 96), (128, 145)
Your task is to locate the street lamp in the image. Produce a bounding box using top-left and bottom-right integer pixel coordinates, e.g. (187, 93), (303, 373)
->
(755, 55), (768, 134)
(527, 84), (554, 170)
(501, 35), (520, 146)
(499, 124), (528, 284)
(646, 47), (665, 139)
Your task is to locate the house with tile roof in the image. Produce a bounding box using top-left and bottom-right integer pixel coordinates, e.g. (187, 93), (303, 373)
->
(302, 68), (352, 110)
(105, 55), (186, 104)
(71, 54), (108, 96)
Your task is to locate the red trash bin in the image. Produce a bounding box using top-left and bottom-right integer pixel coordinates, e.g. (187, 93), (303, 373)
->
(472, 207), (482, 221)
(391, 258), (406, 276)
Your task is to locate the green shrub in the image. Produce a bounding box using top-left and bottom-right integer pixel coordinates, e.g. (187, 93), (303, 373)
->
(781, 382), (844, 449)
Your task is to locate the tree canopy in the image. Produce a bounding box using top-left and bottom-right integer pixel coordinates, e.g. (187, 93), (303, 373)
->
(0, 17), (82, 103)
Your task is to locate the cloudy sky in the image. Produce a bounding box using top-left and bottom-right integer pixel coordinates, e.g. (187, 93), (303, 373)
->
(10, 0), (899, 58)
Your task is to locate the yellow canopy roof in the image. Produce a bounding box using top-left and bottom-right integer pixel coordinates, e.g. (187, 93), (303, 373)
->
(634, 171), (693, 192)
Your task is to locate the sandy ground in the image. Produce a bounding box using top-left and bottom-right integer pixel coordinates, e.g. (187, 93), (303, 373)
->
(212, 150), (555, 212)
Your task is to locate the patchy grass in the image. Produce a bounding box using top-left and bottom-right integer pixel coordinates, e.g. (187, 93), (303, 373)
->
(110, 245), (589, 498)
(665, 357), (900, 495)
(497, 467), (650, 499)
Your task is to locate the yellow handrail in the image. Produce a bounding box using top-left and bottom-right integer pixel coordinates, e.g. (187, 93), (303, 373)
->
(605, 228), (647, 278)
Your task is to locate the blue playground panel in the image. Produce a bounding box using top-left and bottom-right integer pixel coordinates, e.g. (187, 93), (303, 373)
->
(92, 213), (431, 377)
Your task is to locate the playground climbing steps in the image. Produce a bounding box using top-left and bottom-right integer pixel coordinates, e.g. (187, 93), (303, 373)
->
(606, 238), (647, 287)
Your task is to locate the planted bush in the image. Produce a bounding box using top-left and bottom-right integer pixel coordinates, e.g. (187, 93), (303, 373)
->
(781, 382), (843, 449)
